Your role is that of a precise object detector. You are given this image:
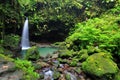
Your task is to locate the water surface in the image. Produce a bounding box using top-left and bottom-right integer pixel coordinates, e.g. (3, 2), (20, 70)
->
(38, 47), (58, 57)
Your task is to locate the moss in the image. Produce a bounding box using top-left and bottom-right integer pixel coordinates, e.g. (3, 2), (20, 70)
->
(0, 53), (14, 62)
(82, 52), (118, 78)
(114, 71), (120, 80)
(24, 46), (40, 61)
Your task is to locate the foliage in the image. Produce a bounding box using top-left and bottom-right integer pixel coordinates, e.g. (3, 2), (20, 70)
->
(69, 59), (78, 67)
(53, 70), (61, 80)
(58, 49), (73, 58)
(24, 46), (40, 60)
(114, 71), (120, 80)
(1, 0), (118, 41)
(3, 34), (20, 49)
(82, 52), (118, 79)
(14, 58), (39, 80)
(75, 49), (89, 61)
(0, 46), (4, 54)
(66, 15), (120, 58)
(0, 53), (14, 61)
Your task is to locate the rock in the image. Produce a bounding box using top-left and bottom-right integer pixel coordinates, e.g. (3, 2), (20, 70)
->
(59, 74), (66, 80)
(24, 46), (40, 60)
(0, 70), (23, 80)
(58, 68), (64, 73)
(64, 71), (77, 80)
(82, 52), (119, 78)
(52, 53), (59, 59)
(0, 54), (23, 80)
(44, 70), (53, 80)
(37, 61), (50, 68)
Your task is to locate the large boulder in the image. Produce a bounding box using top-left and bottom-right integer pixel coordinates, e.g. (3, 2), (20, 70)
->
(24, 46), (40, 60)
(82, 52), (119, 79)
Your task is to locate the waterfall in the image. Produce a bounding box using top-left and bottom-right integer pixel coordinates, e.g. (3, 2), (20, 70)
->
(21, 17), (30, 50)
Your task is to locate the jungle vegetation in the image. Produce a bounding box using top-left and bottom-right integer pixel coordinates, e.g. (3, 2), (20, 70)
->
(0, 0), (120, 80)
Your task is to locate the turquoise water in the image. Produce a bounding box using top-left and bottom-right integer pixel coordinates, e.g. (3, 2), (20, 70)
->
(21, 47), (58, 57)
(38, 47), (58, 57)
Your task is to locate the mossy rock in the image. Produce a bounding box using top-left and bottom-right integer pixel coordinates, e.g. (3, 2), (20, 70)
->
(75, 49), (89, 61)
(114, 71), (120, 80)
(82, 52), (118, 78)
(24, 46), (40, 60)
(58, 50), (73, 58)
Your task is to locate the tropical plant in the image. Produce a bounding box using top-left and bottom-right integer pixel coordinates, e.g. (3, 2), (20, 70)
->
(14, 58), (39, 80)
(66, 14), (120, 57)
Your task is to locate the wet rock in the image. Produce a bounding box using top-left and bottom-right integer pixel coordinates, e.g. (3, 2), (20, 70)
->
(43, 69), (53, 80)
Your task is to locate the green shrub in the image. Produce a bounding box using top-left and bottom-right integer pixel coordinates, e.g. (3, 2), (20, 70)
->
(14, 58), (39, 80)
(24, 46), (40, 60)
(53, 70), (61, 80)
(3, 34), (20, 48)
(66, 15), (120, 58)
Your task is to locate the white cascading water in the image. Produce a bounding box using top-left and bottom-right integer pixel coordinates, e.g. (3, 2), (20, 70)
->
(21, 17), (30, 50)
